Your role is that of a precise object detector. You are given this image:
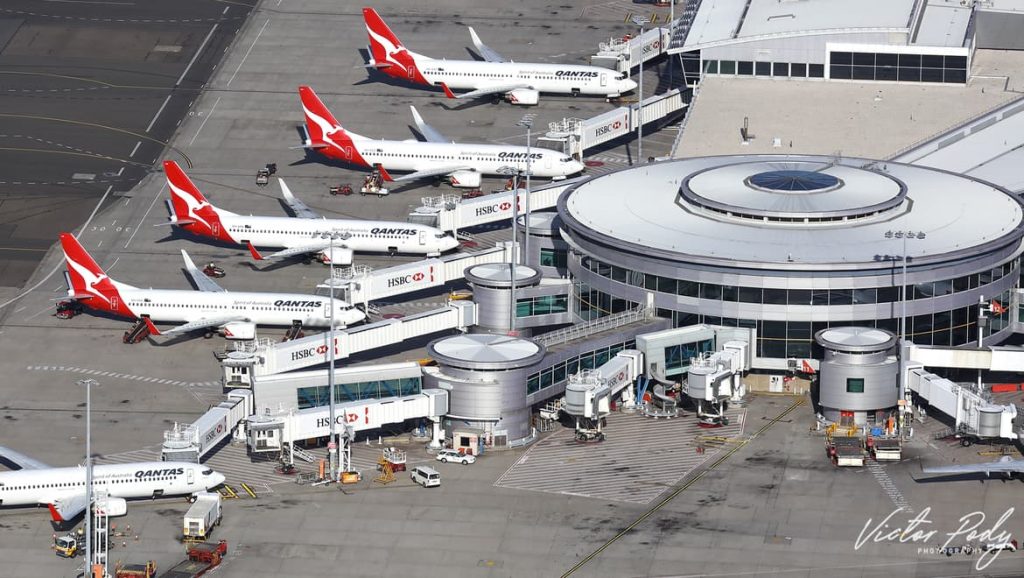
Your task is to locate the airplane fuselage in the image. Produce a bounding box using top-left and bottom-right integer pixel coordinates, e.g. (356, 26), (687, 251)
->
(343, 138), (584, 179)
(0, 462), (220, 507)
(420, 59), (634, 98)
(113, 286), (363, 328)
(219, 215), (458, 257)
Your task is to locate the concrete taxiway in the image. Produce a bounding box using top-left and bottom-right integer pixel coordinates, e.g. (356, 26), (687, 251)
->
(3, 1), (1023, 577)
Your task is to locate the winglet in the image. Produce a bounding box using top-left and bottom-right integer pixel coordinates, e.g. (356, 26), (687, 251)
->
(247, 241), (265, 261)
(440, 82), (456, 99)
(376, 164), (394, 182)
(47, 503), (64, 524)
(409, 105), (425, 128)
(143, 316), (161, 336)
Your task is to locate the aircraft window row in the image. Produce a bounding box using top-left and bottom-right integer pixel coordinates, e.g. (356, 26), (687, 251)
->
(232, 228), (298, 235)
(430, 71), (513, 78)
(5, 478), (146, 490)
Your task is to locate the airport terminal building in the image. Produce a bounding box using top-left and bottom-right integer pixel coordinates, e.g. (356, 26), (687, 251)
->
(553, 154), (1023, 368)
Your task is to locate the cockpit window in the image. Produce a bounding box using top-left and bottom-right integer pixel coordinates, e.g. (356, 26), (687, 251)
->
(561, 157), (573, 162)
(202, 469), (213, 475)
(435, 233), (448, 239)
(617, 73), (627, 80)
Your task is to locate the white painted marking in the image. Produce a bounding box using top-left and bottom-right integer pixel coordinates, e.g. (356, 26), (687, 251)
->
(177, 24), (217, 87)
(116, 167), (124, 176)
(129, 140), (141, 157)
(124, 183), (165, 249)
(227, 18), (269, 87)
(223, 5), (229, 14)
(146, 94), (173, 133)
(188, 96), (220, 146)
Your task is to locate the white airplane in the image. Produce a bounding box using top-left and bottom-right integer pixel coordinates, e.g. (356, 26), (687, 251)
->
(922, 456), (1024, 479)
(58, 233), (364, 340)
(162, 160), (460, 265)
(0, 446), (225, 524)
(363, 7), (637, 105)
(299, 85), (585, 188)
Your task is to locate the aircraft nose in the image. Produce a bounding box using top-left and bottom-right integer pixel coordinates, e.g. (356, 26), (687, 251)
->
(571, 160), (586, 174)
(445, 236), (460, 251)
(209, 472), (226, 488)
(622, 78), (638, 93)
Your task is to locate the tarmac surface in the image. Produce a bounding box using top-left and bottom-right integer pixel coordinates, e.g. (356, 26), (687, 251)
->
(0, 0), (254, 287)
(2, 0), (1024, 577)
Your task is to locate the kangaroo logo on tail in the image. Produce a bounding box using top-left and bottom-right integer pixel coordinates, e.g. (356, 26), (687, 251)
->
(299, 86), (371, 167)
(164, 161), (234, 243)
(59, 233), (133, 318)
(362, 7), (427, 84)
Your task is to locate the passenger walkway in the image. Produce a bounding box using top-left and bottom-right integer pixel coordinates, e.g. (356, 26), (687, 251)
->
(494, 407), (745, 504)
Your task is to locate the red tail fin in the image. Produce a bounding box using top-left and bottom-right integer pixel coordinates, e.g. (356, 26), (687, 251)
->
(163, 161), (233, 243)
(59, 233), (132, 318)
(362, 7), (427, 84)
(299, 86), (370, 167)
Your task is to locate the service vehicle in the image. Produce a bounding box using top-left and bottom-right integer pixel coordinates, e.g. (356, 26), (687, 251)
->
(410, 466), (441, 488)
(436, 449), (475, 465)
(183, 492), (222, 542)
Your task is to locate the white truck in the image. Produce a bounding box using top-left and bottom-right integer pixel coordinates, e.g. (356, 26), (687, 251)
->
(183, 492), (222, 542)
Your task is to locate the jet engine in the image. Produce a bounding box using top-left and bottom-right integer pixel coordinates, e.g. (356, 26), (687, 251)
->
(447, 170), (482, 189)
(221, 321), (256, 340)
(506, 88), (539, 106)
(318, 246), (354, 265)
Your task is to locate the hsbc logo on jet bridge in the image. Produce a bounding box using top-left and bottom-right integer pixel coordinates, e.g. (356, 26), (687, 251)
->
(316, 407), (370, 428)
(289, 339), (341, 362)
(474, 199), (521, 218)
(386, 266), (434, 289)
(594, 119), (625, 138)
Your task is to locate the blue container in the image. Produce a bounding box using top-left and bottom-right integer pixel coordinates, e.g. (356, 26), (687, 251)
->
(870, 427), (883, 436)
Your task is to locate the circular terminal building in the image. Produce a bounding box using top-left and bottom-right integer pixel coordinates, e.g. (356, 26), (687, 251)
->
(557, 155), (1023, 362)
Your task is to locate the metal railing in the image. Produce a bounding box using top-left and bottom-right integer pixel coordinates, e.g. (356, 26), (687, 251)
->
(535, 306), (649, 347)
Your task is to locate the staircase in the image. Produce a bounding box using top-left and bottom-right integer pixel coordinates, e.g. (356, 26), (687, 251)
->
(288, 444), (319, 463)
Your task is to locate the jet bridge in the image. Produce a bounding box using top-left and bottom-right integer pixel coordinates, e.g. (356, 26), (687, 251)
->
(323, 244), (512, 307)
(906, 365), (1018, 443)
(409, 182), (581, 234)
(221, 301), (477, 383)
(590, 25), (671, 73)
(561, 350), (644, 441)
(161, 390), (253, 462)
(541, 89), (687, 160)
(685, 341), (749, 422)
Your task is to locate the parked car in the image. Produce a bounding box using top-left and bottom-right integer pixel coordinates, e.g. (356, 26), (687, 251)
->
(436, 449), (475, 465)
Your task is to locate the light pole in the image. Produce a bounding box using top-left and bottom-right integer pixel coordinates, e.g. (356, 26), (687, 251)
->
(977, 295), (989, 394)
(632, 15), (650, 164)
(883, 229), (925, 431)
(320, 232), (343, 482)
(516, 114), (536, 266)
(77, 378), (98, 577)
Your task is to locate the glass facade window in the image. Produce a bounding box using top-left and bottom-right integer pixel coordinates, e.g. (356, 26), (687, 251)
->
(791, 63), (806, 77)
(540, 248), (568, 268)
(516, 294), (569, 317)
(297, 377), (421, 409)
(847, 378), (865, 393)
(703, 60), (718, 74)
(664, 338), (715, 375)
(809, 64), (825, 78)
(831, 51), (966, 84)
(773, 62), (788, 77)
(737, 61), (753, 75)
(755, 61), (771, 76)
(720, 60), (736, 74)
(527, 340), (636, 395)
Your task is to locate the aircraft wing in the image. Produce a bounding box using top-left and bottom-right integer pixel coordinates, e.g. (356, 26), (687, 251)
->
(443, 82), (532, 100)
(0, 446), (49, 470)
(389, 165), (475, 183)
(180, 250), (226, 293)
(279, 179), (321, 219)
(246, 240), (338, 262)
(468, 27), (506, 63)
(144, 314), (248, 337)
(44, 491), (89, 523)
(922, 456), (1024, 476)
(409, 106), (449, 143)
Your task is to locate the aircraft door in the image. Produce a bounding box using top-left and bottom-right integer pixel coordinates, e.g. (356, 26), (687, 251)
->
(544, 156), (552, 170)
(419, 230), (426, 246)
(111, 296), (119, 311)
(342, 146), (353, 160)
(212, 222), (220, 237)
(187, 468), (194, 486)
(601, 73), (607, 87)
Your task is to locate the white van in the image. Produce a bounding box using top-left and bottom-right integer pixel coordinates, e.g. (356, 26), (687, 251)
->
(410, 466), (441, 488)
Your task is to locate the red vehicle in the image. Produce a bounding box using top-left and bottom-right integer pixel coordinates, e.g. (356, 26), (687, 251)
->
(56, 300), (84, 319)
(461, 189), (484, 199)
(330, 184), (354, 196)
(158, 541), (227, 578)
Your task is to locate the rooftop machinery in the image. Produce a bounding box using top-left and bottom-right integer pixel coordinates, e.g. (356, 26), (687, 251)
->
(685, 341), (749, 424)
(562, 350), (644, 442)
